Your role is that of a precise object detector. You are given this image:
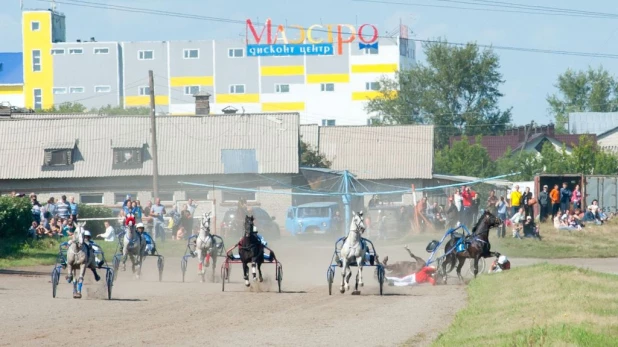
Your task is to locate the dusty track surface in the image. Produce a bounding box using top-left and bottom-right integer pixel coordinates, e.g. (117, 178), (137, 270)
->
(0, 240), (467, 347)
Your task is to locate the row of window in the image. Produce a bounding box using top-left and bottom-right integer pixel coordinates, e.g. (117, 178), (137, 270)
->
(52, 86), (111, 94)
(136, 47), (377, 61)
(50, 47), (109, 55)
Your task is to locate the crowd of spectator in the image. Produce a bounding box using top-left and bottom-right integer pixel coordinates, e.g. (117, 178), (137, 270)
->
(21, 192), (79, 239)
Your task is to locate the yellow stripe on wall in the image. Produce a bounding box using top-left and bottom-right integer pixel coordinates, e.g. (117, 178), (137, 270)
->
(261, 65), (304, 76)
(352, 91), (397, 101)
(351, 64), (398, 73)
(216, 94), (260, 103)
(0, 85), (23, 94)
(306, 74), (349, 84)
(125, 95), (170, 106)
(170, 76), (213, 87)
(261, 102), (305, 112)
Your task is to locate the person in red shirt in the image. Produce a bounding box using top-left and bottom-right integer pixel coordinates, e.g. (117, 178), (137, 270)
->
(461, 186), (476, 227)
(386, 265), (437, 286)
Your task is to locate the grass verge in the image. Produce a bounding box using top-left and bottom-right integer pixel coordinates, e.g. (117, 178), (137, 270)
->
(433, 263), (618, 347)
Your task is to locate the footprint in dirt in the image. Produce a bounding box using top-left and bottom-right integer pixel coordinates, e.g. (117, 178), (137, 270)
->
(247, 276), (273, 293)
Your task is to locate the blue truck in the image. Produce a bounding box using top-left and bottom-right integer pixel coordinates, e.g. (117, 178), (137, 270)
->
(285, 202), (341, 235)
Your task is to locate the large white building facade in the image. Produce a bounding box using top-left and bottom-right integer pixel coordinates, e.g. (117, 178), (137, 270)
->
(12, 9), (416, 125)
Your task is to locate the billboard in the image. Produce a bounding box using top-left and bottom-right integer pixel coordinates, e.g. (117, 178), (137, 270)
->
(246, 19), (379, 57)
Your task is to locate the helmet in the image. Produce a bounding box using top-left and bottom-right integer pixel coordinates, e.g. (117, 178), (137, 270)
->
(83, 230), (91, 237)
(498, 255), (508, 265)
(136, 223), (144, 229)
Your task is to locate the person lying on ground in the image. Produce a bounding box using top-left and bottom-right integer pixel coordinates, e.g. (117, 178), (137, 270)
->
(386, 265), (437, 287)
(488, 254), (510, 273)
(383, 244), (426, 277)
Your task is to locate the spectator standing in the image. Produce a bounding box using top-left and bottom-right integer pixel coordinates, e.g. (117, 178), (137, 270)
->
(538, 185), (549, 222)
(97, 221), (116, 242)
(461, 186), (475, 227)
(471, 192), (480, 225)
(549, 184), (560, 219)
(453, 188), (463, 224)
(572, 184), (582, 210)
(559, 182), (572, 215)
(57, 195), (70, 220)
(510, 185), (522, 217)
(187, 199), (198, 215)
(486, 190), (498, 216)
(28, 222), (38, 239)
(143, 200), (153, 235)
(31, 197), (41, 224)
(135, 200), (143, 222)
(69, 196), (79, 222)
(150, 198), (166, 241)
(46, 197), (57, 219)
(496, 196), (507, 238)
(521, 187), (533, 219)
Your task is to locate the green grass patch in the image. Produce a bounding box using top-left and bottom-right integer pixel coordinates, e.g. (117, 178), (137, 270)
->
(433, 263), (618, 347)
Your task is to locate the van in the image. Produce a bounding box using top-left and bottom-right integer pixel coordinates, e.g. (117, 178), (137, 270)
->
(285, 202), (341, 235)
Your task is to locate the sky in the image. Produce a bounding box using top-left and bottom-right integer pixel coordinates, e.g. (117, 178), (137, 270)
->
(2, 0), (618, 127)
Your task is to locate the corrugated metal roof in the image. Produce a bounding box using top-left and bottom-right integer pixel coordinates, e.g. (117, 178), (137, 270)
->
(300, 124), (319, 149)
(318, 125), (434, 179)
(111, 138), (147, 149)
(568, 112), (618, 135)
(0, 53), (23, 85)
(43, 140), (76, 150)
(0, 113), (299, 179)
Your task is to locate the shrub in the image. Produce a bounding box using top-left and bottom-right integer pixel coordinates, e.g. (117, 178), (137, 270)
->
(0, 196), (33, 240)
(78, 204), (114, 237)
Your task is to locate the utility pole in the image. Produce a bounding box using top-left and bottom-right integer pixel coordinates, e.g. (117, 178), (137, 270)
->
(148, 70), (160, 200)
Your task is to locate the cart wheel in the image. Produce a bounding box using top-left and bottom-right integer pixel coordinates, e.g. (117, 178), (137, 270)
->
(276, 264), (283, 293)
(157, 257), (164, 282)
(467, 258), (486, 277)
(221, 265), (226, 292)
(327, 267), (335, 296)
(378, 266), (385, 296)
(52, 267), (60, 298)
(181, 258), (187, 283)
(106, 269), (114, 300)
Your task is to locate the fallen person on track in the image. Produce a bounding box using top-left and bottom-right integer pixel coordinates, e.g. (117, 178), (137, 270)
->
(384, 245), (438, 286)
(383, 245), (426, 277)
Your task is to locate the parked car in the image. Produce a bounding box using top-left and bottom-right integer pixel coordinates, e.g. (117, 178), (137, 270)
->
(285, 202), (342, 235)
(220, 207), (281, 240)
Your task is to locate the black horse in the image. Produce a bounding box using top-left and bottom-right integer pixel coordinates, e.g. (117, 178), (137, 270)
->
(442, 210), (502, 283)
(237, 215), (274, 286)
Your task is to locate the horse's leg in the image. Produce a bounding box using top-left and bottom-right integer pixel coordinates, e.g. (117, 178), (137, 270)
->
(258, 261), (263, 282)
(456, 256), (466, 283)
(66, 253), (74, 283)
(121, 243), (129, 271)
(196, 247), (204, 275)
(241, 259), (250, 287)
(357, 256), (365, 287)
(345, 270), (352, 291)
(339, 259), (347, 294)
(473, 255), (480, 278)
(251, 262), (257, 281)
(75, 262), (87, 298)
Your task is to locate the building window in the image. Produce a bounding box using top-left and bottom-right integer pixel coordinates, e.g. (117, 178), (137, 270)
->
(95, 85), (111, 93)
(158, 191), (175, 202)
(43, 149), (73, 167)
(229, 84), (245, 94)
(183, 49), (199, 59)
(186, 190), (209, 201)
(94, 47), (109, 54)
(322, 119), (336, 126)
(33, 89), (42, 110)
(222, 191), (255, 202)
(362, 47), (378, 55)
(365, 82), (380, 91)
(138, 50), (154, 60)
(114, 192), (138, 204)
(184, 86), (200, 95)
(69, 87), (85, 94)
(31, 21), (40, 31)
(138, 86), (150, 96)
(275, 84), (290, 93)
(51, 49), (65, 55)
(320, 83), (335, 92)
(113, 148), (143, 166)
(80, 194), (104, 204)
(32, 50), (41, 72)
(53, 87), (67, 94)
(69, 48), (83, 54)
(228, 48), (244, 58)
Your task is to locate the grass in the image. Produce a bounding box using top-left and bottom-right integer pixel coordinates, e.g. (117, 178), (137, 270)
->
(433, 263), (618, 347)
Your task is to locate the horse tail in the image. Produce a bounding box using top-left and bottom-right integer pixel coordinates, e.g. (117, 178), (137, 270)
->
(444, 253), (456, 273)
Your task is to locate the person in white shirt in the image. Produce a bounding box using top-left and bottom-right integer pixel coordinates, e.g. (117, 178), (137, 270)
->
(97, 221), (116, 242)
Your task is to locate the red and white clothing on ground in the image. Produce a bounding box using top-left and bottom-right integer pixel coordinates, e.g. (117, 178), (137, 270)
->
(386, 266), (437, 286)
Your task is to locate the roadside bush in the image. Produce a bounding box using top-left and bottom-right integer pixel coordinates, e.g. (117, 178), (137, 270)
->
(0, 196), (33, 240)
(78, 204), (114, 237)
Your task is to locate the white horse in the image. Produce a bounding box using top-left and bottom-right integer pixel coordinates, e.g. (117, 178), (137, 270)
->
(195, 212), (218, 282)
(66, 222), (100, 298)
(339, 211), (367, 294)
(121, 223), (145, 279)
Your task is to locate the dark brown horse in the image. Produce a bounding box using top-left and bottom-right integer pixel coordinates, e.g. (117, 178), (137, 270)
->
(237, 215), (275, 286)
(442, 210), (502, 283)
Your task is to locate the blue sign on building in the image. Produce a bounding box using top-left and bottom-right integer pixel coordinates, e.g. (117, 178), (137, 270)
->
(247, 43), (334, 57)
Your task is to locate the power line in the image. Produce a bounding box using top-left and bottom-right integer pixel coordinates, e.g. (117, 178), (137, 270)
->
(36, 0), (618, 60)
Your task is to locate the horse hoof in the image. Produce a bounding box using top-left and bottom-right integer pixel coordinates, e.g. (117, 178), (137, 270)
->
(340, 288), (345, 294)
(360, 283), (364, 287)
(245, 281), (250, 287)
(74, 293), (82, 299)
(259, 278), (263, 283)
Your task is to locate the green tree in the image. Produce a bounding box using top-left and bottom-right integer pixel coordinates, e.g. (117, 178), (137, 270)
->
(547, 66), (618, 134)
(538, 142), (571, 174)
(78, 204), (114, 237)
(434, 136), (496, 177)
(300, 140), (331, 168)
(593, 150), (618, 175)
(495, 147), (542, 181)
(366, 40), (512, 148)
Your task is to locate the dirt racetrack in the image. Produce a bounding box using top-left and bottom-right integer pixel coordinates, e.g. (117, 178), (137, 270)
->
(0, 240), (466, 347)
(1, 238), (616, 347)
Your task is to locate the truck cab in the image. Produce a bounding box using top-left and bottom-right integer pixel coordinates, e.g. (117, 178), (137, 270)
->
(285, 202), (341, 235)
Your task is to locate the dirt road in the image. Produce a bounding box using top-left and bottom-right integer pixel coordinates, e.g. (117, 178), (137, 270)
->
(0, 240), (466, 347)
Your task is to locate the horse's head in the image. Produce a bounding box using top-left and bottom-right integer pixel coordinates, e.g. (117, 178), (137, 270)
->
(201, 212), (212, 232)
(350, 211), (366, 234)
(244, 215), (255, 236)
(475, 210), (502, 236)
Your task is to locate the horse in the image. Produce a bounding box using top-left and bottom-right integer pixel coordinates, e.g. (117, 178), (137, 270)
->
(195, 212), (218, 282)
(442, 210), (502, 283)
(382, 245), (426, 278)
(237, 215), (275, 287)
(66, 222), (100, 299)
(121, 223), (145, 279)
(339, 211), (366, 294)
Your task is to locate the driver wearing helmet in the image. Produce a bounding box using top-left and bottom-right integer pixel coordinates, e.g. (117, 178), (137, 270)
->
(136, 222), (155, 255)
(82, 230), (104, 273)
(489, 254), (511, 273)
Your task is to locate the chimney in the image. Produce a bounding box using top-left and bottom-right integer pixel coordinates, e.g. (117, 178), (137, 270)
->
(193, 92), (211, 115)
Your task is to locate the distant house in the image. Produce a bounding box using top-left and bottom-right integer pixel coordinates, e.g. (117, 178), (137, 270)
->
(449, 124), (596, 160)
(569, 112), (618, 152)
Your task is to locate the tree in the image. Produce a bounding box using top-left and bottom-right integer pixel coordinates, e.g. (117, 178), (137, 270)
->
(366, 40), (512, 148)
(495, 147), (542, 181)
(300, 140), (331, 168)
(434, 136), (496, 177)
(538, 142), (571, 174)
(547, 66), (618, 134)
